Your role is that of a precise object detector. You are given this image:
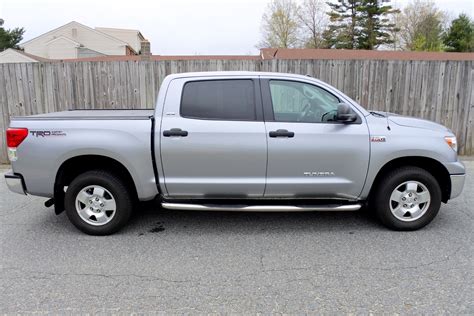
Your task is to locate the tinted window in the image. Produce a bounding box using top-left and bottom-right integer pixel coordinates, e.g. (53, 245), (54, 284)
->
(269, 80), (340, 123)
(181, 80), (256, 120)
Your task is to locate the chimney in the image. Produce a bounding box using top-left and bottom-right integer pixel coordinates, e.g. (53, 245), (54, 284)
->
(140, 40), (151, 60)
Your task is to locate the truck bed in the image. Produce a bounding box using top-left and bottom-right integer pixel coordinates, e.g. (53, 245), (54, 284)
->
(8, 108), (158, 200)
(11, 109), (154, 120)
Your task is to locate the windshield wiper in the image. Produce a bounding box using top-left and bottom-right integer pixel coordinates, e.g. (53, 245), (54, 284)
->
(370, 111), (386, 117)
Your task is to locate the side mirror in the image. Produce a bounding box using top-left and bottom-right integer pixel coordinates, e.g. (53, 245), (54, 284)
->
(336, 103), (357, 123)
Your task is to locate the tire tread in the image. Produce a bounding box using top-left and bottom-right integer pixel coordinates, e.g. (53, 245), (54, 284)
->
(373, 166), (441, 231)
(64, 170), (133, 235)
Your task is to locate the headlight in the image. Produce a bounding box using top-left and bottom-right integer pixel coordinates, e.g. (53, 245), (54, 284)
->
(444, 136), (458, 152)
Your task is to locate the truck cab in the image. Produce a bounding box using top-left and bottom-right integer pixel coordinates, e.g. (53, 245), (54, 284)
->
(158, 73), (370, 200)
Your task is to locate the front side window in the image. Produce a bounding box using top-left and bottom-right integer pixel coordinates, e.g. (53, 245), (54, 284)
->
(181, 80), (256, 121)
(269, 80), (340, 123)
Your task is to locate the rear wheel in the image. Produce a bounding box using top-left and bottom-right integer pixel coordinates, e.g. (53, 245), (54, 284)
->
(65, 170), (133, 235)
(373, 166), (441, 230)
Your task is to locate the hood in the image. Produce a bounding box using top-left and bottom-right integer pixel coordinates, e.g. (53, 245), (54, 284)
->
(370, 111), (450, 133)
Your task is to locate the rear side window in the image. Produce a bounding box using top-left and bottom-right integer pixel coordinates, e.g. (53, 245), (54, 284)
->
(181, 80), (256, 121)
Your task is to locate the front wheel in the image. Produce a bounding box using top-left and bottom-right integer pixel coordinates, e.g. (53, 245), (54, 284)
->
(373, 166), (442, 231)
(65, 170), (133, 235)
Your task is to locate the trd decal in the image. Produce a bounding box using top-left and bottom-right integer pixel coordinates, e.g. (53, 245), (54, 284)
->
(30, 130), (66, 137)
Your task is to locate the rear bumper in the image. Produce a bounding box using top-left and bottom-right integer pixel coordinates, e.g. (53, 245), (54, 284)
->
(5, 172), (27, 195)
(450, 174), (465, 199)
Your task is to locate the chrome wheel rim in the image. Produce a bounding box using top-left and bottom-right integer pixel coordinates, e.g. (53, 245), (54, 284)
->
(389, 181), (431, 222)
(75, 185), (116, 226)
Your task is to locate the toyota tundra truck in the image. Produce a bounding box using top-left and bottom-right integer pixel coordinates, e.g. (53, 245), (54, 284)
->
(4, 72), (466, 235)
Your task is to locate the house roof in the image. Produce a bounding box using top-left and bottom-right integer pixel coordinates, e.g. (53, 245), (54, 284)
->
(45, 35), (81, 47)
(260, 48), (474, 61)
(55, 54), (261, 62)
(0, 48), (51, 62)
(55, 49), (474, 62)
(95, 27), (146, 41)
(21, 21), (130, 48)
(5, 47), (474, 63)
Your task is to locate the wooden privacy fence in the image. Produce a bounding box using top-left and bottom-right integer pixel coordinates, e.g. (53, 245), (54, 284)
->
(0, 59), (473, 163)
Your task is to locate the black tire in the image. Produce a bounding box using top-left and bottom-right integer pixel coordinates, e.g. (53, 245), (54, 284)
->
(373, 166), (442, 231)
(65, 170), (133, 235)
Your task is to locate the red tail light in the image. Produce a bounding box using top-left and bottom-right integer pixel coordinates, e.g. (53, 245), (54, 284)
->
(7, 128), (29, 147)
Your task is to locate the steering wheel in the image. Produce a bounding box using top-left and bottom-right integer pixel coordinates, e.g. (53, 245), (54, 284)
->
(321, 109), (337, 122)
(297, 101), (312, 122)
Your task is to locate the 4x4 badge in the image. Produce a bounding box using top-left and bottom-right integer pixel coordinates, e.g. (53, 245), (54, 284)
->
(371, 136), (386, 142)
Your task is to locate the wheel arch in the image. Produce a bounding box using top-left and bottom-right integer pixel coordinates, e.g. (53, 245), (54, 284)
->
(369, 156), (451, 203)
(53, 155), (139, 214)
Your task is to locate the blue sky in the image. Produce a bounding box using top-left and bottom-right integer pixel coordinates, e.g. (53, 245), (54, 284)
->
(1, 0), (473, 55)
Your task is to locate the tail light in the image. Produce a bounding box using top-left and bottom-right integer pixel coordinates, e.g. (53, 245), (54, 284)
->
(6, 128), (28, 161)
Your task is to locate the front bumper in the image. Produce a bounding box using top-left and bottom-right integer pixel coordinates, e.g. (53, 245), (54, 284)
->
(5, 172), (27, 195)
(450, 174), (465, 199)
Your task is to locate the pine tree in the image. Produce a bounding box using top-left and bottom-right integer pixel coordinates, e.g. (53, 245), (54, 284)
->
(0, 19), (25, 51)
(324, 0), (399, 50)
(357, 0), (399, 49)
(443, 14), (474, 52)
(324, 0), (360, 49)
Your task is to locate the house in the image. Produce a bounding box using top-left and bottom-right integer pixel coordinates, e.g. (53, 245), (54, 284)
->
(0, 48), (50, 63)
(19, 21), (150, 60)
(95, 27), (146, 56)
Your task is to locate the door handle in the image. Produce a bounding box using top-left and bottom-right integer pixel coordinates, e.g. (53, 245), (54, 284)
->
(163, 128), (188, 137)
(269, 129), (295, 138)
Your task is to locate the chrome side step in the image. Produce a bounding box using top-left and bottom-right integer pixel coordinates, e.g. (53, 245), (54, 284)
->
(161, 203), (362, 212)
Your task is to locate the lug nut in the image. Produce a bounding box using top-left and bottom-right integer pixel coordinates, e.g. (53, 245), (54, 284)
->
(402, 197), (406, 201)
(403, 204), (407, 208)
(409, 193), (412, 197)
(100, 203), (104, 207)
(96, 198), (99, 201)
(90, 207), (94, 211)
(89, 200), (92, 204)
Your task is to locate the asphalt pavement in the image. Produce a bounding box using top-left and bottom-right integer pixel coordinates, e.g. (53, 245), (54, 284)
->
(1, 162), (473, 313)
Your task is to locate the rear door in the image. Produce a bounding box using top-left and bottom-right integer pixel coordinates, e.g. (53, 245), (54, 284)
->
(160, 76), (267, 198)
(261, 77), (370, 199)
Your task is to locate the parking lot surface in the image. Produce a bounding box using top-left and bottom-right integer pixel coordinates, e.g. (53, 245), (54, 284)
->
(1, 161), (473, 314)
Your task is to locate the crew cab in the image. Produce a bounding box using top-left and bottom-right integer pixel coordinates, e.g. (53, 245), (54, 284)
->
(5, 72), (466, 235)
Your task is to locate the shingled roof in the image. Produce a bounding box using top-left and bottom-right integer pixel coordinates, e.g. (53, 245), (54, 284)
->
(260, 48), (474, 61)
(6, 48), (474, 63)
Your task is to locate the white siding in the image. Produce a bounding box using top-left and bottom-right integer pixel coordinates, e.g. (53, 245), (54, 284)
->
(22, 22), (128, 59)
(95, 28), (142, 53)
(46, 38), (78, 59)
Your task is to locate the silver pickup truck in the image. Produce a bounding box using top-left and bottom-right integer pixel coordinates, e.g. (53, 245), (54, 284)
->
(5, 72), (466, 235)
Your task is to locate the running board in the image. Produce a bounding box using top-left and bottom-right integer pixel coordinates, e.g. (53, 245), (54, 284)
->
(161, 203), (362, 212)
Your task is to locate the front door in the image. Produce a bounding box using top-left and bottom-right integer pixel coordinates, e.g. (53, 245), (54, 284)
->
(160, 77), (267, 198)
(261, 78), (370, 199)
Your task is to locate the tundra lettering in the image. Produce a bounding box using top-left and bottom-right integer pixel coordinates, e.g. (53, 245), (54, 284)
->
(304, 172), (335, 176)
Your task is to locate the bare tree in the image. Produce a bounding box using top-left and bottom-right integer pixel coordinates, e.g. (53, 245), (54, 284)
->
(397, 0), (447, 51)
(297, 0), (328, 48)
(388, 8), (403, 50)
(258, 0), (301, 48)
